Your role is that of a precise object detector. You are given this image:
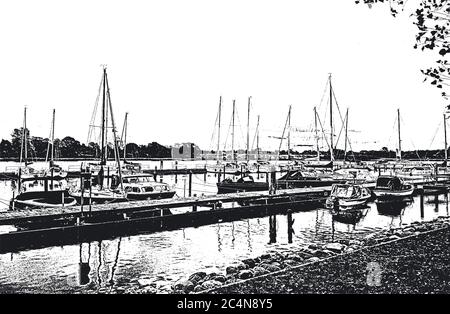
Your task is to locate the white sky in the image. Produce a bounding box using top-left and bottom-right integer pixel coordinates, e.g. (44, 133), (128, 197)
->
(0, 0), (446, 152)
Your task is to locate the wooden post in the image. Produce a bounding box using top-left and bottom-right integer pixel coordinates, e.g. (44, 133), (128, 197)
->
(420, 192), (424, 219)
(193, 194), (197, 212)
(80, 169), (84, 216)
(175, 161), (178, 184)
(188, 171), (192, 197)
(218, 169), (222, 183)
(107, 166), (110, 188)
(50, 168), (54, 190)
(160, 160), (163, 170)
(89, 173), (92, 213)
(287, 209), (293, 244)
(257, 164), (260, 179)
(62, 191), (65, 208)
(204, 165), (207, 182)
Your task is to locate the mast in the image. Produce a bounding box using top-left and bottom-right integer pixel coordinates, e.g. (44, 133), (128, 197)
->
(19, 107), (27, 165)
(314, 107), (320, 161)
(444, 113), (448, 164)
(256, 115), (260, 161)
(246, 96), (251, 162)
(287, 105), (291, 160)
(397, 108), (402, 161)
(100, 68), (107, 166)
(105, 70), (124, 191)
(232, 99), (236, 162)
(217, 96), (222, 161)
(51, 109), (55, 164)
(121, 112), (128, 160)
(329, 74), (334, 161)
(344, 108), (349, 164)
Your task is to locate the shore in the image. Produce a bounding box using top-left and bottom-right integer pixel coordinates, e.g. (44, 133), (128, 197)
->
(132, 215), (449, 294)
(209, 222), (450, 294)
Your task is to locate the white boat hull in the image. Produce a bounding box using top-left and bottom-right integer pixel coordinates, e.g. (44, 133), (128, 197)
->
(373, 187), (414, 198)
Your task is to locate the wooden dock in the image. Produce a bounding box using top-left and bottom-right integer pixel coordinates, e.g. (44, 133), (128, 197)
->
(0, 176), (448, 253)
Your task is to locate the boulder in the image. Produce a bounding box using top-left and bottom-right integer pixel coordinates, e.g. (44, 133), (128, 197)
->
(242, 258), (256, 268)
(173, 280), (195, 293)
(325, 242), (345, 253)
(235, 261), (248, 271)
(214, 275), (226, 283)
(226, 265), (238, 275)
(252, 266), (269, 277)
(238, 270), (253, 280)
(137, 279), (153, 287)
(188, 272), (207, 284)
(307, 257), (321, 263)
(200, 280), (223, 290)
(283, 259), (299, 267)
(308, 243), (321, 250)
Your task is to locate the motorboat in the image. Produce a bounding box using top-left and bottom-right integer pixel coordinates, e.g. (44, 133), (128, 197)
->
(325, 183), (372, 210)
(217, 175), (269, 194)
(277, 170), (346, 189)
(372, 175), (414, 199)
(119, 174), (176, 200)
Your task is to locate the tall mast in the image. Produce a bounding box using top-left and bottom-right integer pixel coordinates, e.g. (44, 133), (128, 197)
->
(314, 107), (320, 161)
(232, 99), (236, 162)
(105, 70), (123, 191)
(329, 74), (334, 161)
(344, 108), (349, 164)
(246, 96), (251, 162)
(50, 108), (55, 167)
(444, 113), (447, 164)
(287, 105), (291, 160)
(397, 108), (402, 161)
(100, 67), (107, 165)
(217, 96), (222, 161)
(256, 115), (260, 161)
(19, 107), (27, 165)
(121, 112), (128, 160)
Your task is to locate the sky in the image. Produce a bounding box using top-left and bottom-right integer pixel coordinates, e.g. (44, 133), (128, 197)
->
(0, 0), (447, 153)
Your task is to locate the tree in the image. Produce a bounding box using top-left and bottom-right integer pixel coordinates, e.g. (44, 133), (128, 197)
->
(357, 0), (450, 107)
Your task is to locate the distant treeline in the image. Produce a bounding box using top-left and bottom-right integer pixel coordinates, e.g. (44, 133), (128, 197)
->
(0, 127), (447, 161)
(0, 128), (171, 160)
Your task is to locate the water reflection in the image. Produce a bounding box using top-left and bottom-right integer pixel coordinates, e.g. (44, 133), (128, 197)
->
(1, 190), (450, 293)
(375, 197), (414, 217)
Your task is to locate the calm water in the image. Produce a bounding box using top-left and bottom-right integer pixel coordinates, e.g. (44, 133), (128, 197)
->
(0, 161), (449, 293)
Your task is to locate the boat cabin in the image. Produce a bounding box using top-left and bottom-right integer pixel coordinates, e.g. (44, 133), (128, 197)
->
(330, 184), (363, 198)
(375, 176), (405, 190)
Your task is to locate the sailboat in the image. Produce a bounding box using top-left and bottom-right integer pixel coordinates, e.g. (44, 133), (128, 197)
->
(69, 67), (128, 205)
(10, 108), (76, 210)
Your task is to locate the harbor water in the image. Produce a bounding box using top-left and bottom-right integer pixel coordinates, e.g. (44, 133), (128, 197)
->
(0, 160), (449, 293)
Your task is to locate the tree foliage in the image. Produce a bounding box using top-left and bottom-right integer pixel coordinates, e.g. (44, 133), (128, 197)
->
(356, 0), (450, 106)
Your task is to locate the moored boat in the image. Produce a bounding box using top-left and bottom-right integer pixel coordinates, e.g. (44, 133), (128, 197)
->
(217, 175), (269, 194)
(325, 183), (371, 210)
(372, 175), (414, 199)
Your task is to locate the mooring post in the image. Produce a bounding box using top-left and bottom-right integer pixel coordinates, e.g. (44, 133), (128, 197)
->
(154, 166), (157, 182)
(269, 215), (277, 244)
(218, 169), (222, 183)
(188, 171), (192, 197)
(51, 168), (54, 190)
(287, 209), (293, 244)
(62, 191), (65, 208)
(240, 164), (244, 178)
(270, 166), (277, 194)
(193, 194), (197, 212)
(175, 160), (178, 184)
(420, 192), (424, 219)
(107, 166), (110, 188)
(160, 160), (163, 170)
(204, 165), (207, 182)
(257, 164), (260, 179)
(89, 173), (92, 214)
(80, 167), (84, 217)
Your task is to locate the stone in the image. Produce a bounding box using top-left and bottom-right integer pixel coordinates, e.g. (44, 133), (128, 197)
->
(214, 275), (226, 283)
(348, 240), (363, 247)
(173, 279), (196, 292)
(137, 279), (153, 287)
(325, 242), (345, 253)
(259, 253), (271, 260)
(283, 259), (299, 267)
(188, 272), (207, 284)
(226, 265), (238, 275)
(388, 235), (401, 241)
(307, 257), (321, 263)
(242, 258), (256, 268)
(200, 280), (222, 290)
(308, 243), (321, 250)
(252, 266), (269, 277)
(238, 270), (253, 279)
(234, 261), (248, 270)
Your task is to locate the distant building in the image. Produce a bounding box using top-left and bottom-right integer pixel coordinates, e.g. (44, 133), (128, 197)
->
(171, 143), (202, 160)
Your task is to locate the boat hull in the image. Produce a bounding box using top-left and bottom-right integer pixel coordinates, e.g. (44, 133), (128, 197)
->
(373, 187), (414, 199)
(125, 191), (176, 200)
(217, 182), (269, 194)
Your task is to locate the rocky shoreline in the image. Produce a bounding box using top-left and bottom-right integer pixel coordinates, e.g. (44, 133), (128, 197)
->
(123, 215), (450, 294)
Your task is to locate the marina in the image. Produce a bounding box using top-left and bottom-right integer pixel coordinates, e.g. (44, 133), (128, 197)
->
(1, 0), (450, 299)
